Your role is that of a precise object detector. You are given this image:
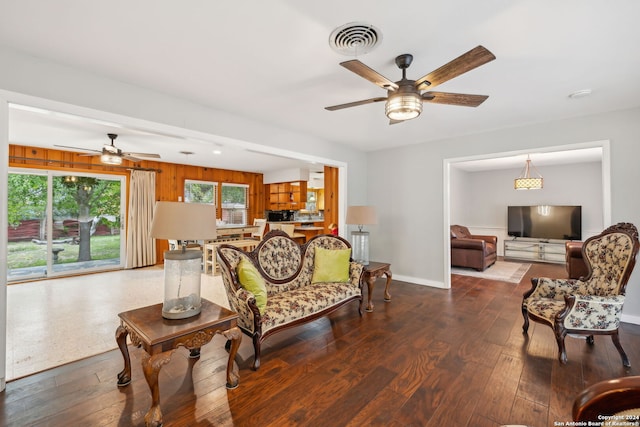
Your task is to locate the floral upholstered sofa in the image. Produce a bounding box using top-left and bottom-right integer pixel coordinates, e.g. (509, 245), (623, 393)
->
(217, 229), (364, 369)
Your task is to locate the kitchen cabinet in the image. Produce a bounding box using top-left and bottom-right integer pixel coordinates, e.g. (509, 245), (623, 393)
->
(265, 181), (307, 210)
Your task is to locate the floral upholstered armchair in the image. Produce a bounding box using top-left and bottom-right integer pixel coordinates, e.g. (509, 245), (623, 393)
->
(522, 223), (639, 366)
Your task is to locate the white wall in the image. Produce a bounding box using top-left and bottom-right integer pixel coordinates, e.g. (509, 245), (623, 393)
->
(452, 161), (604, 254)
(0, 95), (8, 391)
(449, 166), (468, 226)
(368, 107), (640, 322)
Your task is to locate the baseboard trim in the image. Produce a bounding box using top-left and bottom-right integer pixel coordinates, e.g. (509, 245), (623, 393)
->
(393, 274), (447, 289)
(622, 313), (640, 326)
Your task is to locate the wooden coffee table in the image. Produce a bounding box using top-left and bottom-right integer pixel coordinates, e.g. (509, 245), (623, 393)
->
(362, 261), (392, 312)
(115, 298), (242, 427)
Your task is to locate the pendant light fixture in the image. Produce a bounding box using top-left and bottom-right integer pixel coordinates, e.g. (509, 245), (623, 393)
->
(514, 155), (543, 190)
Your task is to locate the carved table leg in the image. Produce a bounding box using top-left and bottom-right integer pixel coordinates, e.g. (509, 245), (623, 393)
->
(223, 326), (242, 389)
(142, 350), (175, 427)
(365, 276), (376, 312)
(383, 270), (393, 302)
(116, 325), (131, 387)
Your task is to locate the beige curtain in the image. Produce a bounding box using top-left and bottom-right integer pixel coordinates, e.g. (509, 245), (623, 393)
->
(126, 170), (156, 268)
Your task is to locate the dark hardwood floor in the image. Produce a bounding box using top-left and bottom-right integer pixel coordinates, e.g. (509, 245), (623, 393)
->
(2, 261), (640, 426)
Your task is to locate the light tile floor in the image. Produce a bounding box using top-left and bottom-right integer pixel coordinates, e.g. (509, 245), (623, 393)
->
(6, 266), (229, 381)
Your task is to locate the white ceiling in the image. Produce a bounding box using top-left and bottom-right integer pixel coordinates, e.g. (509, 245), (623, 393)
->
(1, 1), (638, 173)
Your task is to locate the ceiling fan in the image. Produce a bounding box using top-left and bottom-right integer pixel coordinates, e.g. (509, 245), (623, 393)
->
(54, 133), (161, 165)
(325, 45), (496, 124)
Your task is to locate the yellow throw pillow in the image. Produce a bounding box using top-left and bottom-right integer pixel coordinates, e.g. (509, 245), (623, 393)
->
(311, 247), (351, 283)
(237, 258), (267, 314)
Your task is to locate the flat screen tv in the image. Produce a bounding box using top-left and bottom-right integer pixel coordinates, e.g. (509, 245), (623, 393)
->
(507, 205), (582, 241)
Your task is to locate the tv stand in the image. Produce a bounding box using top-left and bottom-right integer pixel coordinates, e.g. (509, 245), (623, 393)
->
(504, 238), (566, 264)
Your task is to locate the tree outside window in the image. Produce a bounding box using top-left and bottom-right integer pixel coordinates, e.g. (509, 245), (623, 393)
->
(221, 183), (248, 226)
(184, 180), (217, 205)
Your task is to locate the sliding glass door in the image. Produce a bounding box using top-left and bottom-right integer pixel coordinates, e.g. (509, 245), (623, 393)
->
(7, 169), (126, 281)
(7, 171), (48, 280)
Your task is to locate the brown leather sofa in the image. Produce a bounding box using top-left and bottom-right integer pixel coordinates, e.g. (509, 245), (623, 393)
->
(565, 241), (589, 279)
(450, 225), (497, 271)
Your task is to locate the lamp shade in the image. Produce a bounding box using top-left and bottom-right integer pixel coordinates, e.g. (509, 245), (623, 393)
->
(345, 206), (377, 225)
(150, 201), (217, 240)
(514, 177), (543, 190)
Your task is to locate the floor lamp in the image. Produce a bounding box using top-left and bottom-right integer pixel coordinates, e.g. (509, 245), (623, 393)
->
(345, 206), (377, 265)
(149, 201), (217, 319)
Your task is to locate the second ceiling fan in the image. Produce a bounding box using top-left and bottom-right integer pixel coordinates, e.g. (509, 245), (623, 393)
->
(325, 45), (496, 124)
(55, 133), (161, 165)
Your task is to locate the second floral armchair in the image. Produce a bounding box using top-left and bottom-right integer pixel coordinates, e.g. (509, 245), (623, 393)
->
(522, 222), (639, 366)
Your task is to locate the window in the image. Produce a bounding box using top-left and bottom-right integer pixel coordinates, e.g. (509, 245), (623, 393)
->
(184, 180), (217, 205)
(221, 183), (249, 226)
(305, 190), (318, 212)
(184, 180), (249, 225)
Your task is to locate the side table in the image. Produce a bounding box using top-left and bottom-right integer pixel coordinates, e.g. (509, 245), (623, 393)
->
(362, 261), (392, 312)
(115, 298), (242, 427)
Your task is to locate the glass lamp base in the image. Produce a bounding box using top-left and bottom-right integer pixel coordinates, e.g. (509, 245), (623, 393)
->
(351, 231), (370, 265)
(162, 295), (202, 319)
(162, 249), (202, 320)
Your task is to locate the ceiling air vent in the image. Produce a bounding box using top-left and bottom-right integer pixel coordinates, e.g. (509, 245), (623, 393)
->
(329, 22), (382, 56)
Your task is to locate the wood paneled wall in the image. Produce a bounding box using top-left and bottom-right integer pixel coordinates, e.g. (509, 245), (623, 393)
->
(323, 165), (339, 233)
(9, 145), (264, 263)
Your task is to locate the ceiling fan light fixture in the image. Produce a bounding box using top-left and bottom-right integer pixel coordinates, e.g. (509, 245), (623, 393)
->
(101, 153), (123, 165)
(385, 92), (422, 121)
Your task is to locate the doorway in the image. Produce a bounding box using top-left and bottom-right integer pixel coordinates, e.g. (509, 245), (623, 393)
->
(443, 140), (611, 289)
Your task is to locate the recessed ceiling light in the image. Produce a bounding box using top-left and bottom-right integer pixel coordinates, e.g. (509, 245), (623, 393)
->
(568, 89), (592, 99)
(213, 150), (222, 155)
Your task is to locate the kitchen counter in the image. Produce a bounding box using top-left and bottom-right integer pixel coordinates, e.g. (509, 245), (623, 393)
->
(294, 225), (325, 242)
(267, 220), (325, 242)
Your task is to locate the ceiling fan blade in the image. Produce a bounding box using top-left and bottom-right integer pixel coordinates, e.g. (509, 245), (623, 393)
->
(122, 154), (143, 162)
(53, 144), (102, 154)
(124, 152), (161, 159)
(389, 119), (405, 125)
(325, 97), (387, 111)
(415, 45), (496, 91)
(422, 92), (489, 107)
(340, 60), (399, 91)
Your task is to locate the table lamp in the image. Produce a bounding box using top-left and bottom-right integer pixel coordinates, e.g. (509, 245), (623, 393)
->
(345, 205), (377, 265)
(149, 201), (217, 319)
